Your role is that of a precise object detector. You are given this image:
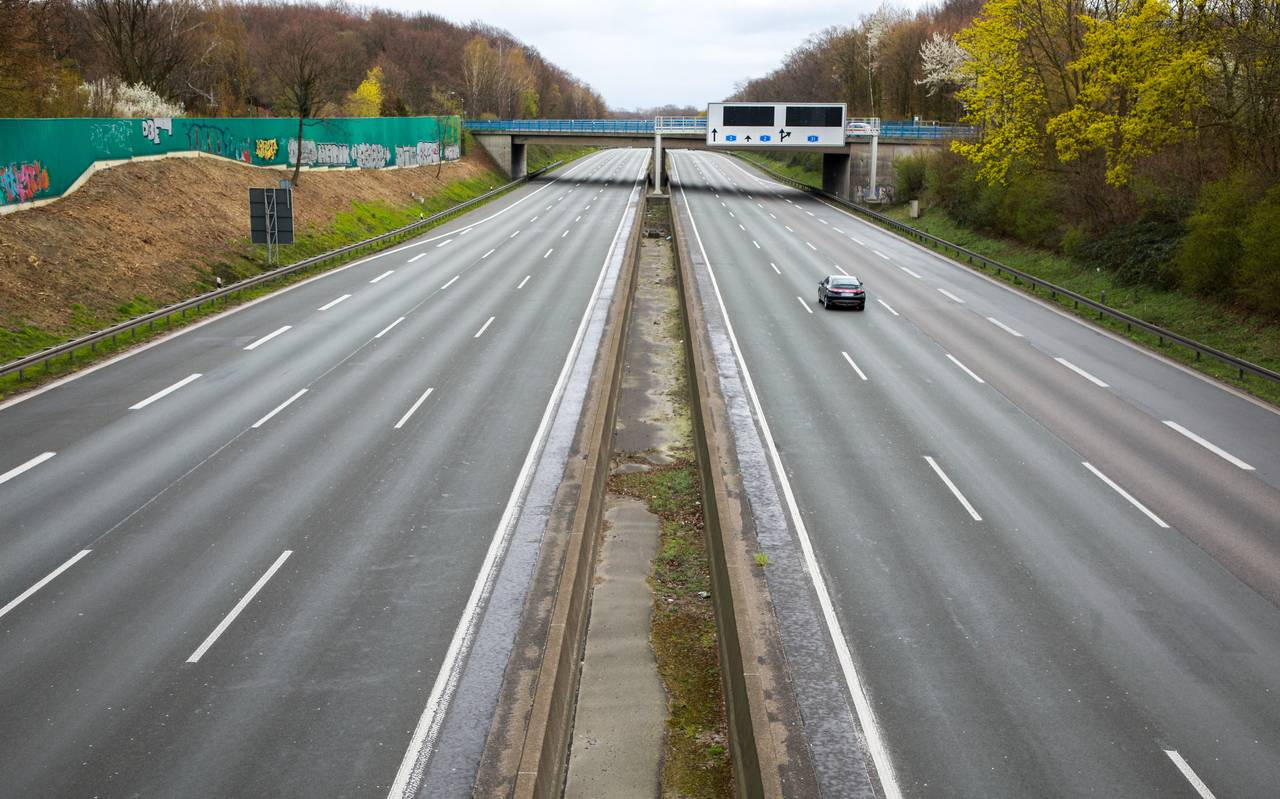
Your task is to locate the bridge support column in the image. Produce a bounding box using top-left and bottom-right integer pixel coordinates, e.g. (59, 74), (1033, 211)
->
(868, 134), (878, 200)
(822, 151), (851, 199)
(472, 133), (527, 180)
(652, 134), (664, 192)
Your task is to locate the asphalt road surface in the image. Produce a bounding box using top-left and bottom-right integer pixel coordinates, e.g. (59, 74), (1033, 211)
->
(0, 148), (648, 798)
(670, 149), (1280, 799)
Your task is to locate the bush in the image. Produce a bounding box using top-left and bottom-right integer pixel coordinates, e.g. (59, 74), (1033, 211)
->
(1076, 219), (1183, 289)
(1176, 173), (1253, 297)
(893, 153), (929, 202)
(1237, 184), (1280, 316)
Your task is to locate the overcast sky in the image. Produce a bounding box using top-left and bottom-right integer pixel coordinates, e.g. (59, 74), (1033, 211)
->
(369, 0), (931, 109)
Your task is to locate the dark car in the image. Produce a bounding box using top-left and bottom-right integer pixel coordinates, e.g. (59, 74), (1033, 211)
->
(818, 275), (866, 310)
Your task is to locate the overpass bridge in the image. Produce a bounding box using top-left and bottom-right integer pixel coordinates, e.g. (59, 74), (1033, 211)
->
(464, 117), (974, 200)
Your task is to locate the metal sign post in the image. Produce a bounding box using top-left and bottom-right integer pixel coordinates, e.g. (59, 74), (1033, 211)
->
(249, 187), (295, 265)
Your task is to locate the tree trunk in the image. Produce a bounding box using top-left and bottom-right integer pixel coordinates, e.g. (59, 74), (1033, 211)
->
(291, 114), (304, 186)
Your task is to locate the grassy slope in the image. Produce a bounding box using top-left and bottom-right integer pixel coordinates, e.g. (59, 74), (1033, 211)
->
(736, 152), (1280, 406)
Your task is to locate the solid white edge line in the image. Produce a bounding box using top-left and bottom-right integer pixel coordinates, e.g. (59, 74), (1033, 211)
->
(924, 455), (983, 521)
(987, 317), (1024, 337)
(1054, 357), (1110, 388)
(129, 373), (202, 410)
(796, 296), (814, 314)
(186, 550), (292, 663)
(243, 325), (292, 351)
(387, 151), (650, 798)
(671, 152), (903, 799)
(946, 353), (986, 384)
(394, 387), (435, 429)
(877, 298), (900, 316)
(251, 389), (307, 429)
(318, 294), (351, 311)
(0, 451), (56, 485)
(473, 316), (495, 338)
(375, 317), (405, 339)
(937, 288), (966, 304)
(1082, 462), (1169, 528)
(0, 549), (91, 620)
(373, 268), (399, 280)
(842, 351), (868, 381)
(517, 275), (531, 289)
(1162, 421), (1255, 470)
(1163, 750), (1219, 799)
(441, 275), (459, 289)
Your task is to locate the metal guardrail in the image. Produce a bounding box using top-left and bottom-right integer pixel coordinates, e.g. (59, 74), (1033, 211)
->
(0, 161), (564, 382)
(731, 154), (1280, 387)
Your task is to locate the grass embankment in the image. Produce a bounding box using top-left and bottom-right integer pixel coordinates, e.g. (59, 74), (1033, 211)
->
(528, 143), (598, 172)
(734, 151), (1280, 406)
(0, 143), (596, 399)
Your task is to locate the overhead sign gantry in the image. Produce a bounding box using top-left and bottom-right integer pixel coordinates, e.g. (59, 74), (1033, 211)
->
(705, 102), (847, 147)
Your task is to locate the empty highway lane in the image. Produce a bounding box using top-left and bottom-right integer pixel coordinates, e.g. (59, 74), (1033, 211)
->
(671, 149), (1280, 798)
(0, 148), (648, 798)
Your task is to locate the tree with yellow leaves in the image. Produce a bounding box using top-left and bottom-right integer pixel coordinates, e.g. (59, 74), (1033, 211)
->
(345, 66), (384, 117)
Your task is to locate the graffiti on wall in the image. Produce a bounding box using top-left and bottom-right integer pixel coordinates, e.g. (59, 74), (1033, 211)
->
(89, 121), (131, 154)
(141, 117), (173, 144)
(444, 144), (460, 161)
(254, 138), (279, 160)
(352, 142), (390, 168)
(395, 141), (440, 167)
(1, 161), (51, 203)
(288, 139), (351, 167)
(186, 123), (251, 163)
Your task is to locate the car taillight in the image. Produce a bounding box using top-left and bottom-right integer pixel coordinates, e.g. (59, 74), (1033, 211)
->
(852, 289), (864, 294)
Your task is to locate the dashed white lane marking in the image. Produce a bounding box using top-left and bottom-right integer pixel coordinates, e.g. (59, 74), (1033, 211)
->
(375, 317), (405, 339)
(819, 219), (828, 225)
(243, 325), (292, 351)
(529, 215), (538, 222)
(806, 211), (815, 216)
(441, 275), (460, 290)
(509, 230), (520, 239)
(544, 248), (554, 259)
(1163, 421), (1255, 470)
(987, 317), (1024, 337)
(937, 288), (966, 304)
(739, 224), (746, 231)
(318, 294), (351, 311)
(873, 250), (891, 261)
(796, 296), (813, 314)
(585, 204), (592, 210)
(753, 240), (761, 249)
(729, 211), (736, 218)
(517, 275), (531, 289)
(459, 229), (471, 236)
(785, 225), (794, 232)
(561, 230), (569, 238)
(842, 351), (868, 381)
(757, 203), (764, 208)
(473, 316), (495, 338)
(769, 213), (777, 219)
(575, 215), (582, 222)
(186, 550), (292, 663)
(1082, 462), (1169, 527)
(395, 387), (435, 429)
(252, 389), (308, 429)
(0, 451), (55, 486)
(851, 235), (865, 245)
(1163, 750), (1219, 799)
(877, 298), (899, 316)
(436, 239), (452, 248)
(899, 266), (922, 279)
(924, 456), (982, 521)
(805, 242), (817, 251)
(833, 264), (849, 276)
(374, 268), (399, 279)
(946, 353), (985, 383)
(0, 549), (91, 621)
(129, 373), (202, 410)
(721, 201), (727, 207)
(770, 262), (781, 274)
(833, 227), (844, 233)
(1054, 357), (1109, 387)
(407, 253), (427, 264)
(482, 249), (495, 259)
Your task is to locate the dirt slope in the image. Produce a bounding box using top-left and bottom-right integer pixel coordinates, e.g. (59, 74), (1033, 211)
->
(0, 154), (499, 331)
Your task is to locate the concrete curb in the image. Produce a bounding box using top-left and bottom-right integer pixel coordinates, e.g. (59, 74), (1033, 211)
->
(669, 171), (814, 798)
(473, 181), (647, 798)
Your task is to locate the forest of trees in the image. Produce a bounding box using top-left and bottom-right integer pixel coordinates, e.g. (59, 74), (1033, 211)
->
(735, 0), (1280, 316)
(0, 0), (609, 120)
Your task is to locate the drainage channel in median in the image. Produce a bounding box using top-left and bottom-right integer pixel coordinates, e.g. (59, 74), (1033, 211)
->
(564, 195), (733, 798)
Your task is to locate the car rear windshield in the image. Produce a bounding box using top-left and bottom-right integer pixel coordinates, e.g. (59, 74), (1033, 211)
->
(831, 278), (861, 287)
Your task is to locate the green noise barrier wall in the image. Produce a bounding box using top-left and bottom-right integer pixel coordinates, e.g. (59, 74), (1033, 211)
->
(0, 115), (462, 210)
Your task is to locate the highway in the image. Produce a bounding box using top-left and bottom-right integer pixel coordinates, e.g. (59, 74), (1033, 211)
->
(669, 149), (1280, 798)
(0, 148), (648, 798)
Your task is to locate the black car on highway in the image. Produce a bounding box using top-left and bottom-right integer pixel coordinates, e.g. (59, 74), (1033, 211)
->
(818, 275), (866, 310)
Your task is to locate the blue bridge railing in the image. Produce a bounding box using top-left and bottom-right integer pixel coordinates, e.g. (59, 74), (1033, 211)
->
(464, 118), (976, 140)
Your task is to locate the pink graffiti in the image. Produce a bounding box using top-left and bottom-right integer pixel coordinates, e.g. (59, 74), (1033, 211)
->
(1, 161), (50, 204)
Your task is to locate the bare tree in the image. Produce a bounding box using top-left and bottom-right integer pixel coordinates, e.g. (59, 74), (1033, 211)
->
(263, 21), (341, 186)
(87, 0), (202, 92)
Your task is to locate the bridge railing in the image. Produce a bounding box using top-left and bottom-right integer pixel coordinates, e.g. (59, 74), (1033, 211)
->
(467, 117), (977, 141)
(655, 117), (707, 133)
(466, 118), (657, 134)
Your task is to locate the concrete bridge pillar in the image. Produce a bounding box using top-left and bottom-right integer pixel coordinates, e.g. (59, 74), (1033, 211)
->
(822, 151), (851, 199)
(473, 133), (527, 180)
(652, 134), (664, 193)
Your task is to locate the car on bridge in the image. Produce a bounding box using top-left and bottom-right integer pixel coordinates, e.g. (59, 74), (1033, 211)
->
(818, 275), (866, 310)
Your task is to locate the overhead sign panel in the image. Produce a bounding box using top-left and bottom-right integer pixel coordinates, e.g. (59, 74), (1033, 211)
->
(706, 102), (846, 147)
